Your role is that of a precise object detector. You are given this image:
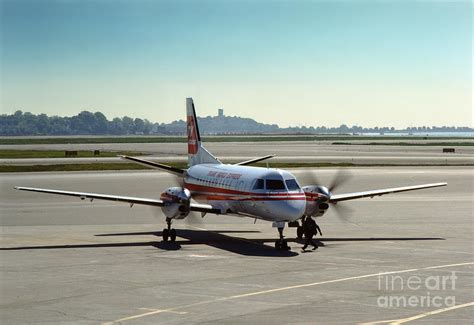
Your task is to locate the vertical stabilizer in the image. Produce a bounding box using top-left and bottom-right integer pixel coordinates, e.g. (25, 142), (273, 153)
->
(186, 98), (221, 166)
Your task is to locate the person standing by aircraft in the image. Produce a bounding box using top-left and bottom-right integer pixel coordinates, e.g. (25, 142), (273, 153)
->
(302, 216), (321, 251)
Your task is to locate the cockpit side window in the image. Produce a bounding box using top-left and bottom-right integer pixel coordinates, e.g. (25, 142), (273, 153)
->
(253, 178), (265, 190)
(285, 179), (300, 191)
(266, 179), (285, 190)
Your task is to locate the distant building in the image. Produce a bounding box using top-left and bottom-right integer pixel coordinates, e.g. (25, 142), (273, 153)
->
(218, 108), (224, 117)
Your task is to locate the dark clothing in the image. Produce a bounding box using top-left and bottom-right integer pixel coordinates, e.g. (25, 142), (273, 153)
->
(303, 217), (321, 237)
(302, 217), (321, 250)
(302, 234), (316, 251)
(315, 224), (322, 237)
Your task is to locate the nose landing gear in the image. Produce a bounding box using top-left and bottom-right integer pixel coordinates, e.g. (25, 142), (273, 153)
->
(274, 225), (290, 251)
(162, 218), (177, 242)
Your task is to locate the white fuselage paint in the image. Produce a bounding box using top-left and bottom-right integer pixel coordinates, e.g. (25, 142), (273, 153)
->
(184, 163), (306, 222)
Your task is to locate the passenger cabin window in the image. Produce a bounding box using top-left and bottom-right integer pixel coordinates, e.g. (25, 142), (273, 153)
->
(253, 179), (265, 190)
(266, 179), (285, 191)
(285, 179), (300, 191)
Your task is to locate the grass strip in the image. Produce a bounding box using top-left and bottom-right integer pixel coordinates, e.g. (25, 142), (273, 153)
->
(2, 162), (473, 173)
(1, 135), (473, 145)
(332, 142), (474, 146)
(0, 150), (146, 159)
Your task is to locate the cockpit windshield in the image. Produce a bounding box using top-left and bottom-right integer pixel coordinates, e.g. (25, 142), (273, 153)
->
(253, 179), (265, 190)
(265, 179), (286, 190)
(285, 179), (300, 191)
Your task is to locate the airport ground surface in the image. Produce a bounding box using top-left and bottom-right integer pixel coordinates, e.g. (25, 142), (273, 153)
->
(1, 167), (473, 324)
(1, 141), (474, 165)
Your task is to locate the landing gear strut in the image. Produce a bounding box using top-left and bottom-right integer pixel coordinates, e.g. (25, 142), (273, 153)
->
(275, 226), (290, 251)
(162, 218), (177, 242)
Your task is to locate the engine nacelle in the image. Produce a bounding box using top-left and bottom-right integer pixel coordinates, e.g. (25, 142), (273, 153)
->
(302, 185), (331, 217)
(160, 187), (191, 219)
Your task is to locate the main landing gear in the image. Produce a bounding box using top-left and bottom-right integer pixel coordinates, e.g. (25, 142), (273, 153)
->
(274, 223), (290, 251)
(162, 218), (177, 242)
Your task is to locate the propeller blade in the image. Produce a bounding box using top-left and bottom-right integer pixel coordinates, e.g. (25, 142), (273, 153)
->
(297, 170), (321, 187)
(172, 175), (184, 187)
(152, 207), (202, 225)
(184, 211), (203, 225)
(330, 202), (354, 223)
(328, 169), (353, 193)
(151, 206), (163, 220)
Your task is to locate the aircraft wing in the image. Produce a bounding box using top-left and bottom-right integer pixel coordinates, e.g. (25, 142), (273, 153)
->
(329, 182), (447, 203)
(14, 186), (220, 213)
(119, 155), (184, 176)
(235, 154), (276, 166)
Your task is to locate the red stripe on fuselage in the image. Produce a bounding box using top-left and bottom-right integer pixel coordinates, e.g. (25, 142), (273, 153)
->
(185, 182), (306, 201)
(192, 194), (306, 201)
(185, 182), (299, 196)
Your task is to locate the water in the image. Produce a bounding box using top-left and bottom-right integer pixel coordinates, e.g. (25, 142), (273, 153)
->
(360, 132), (474, 137)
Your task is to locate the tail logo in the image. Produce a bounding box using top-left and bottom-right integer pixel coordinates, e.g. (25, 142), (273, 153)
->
(187, 116), (198, 154)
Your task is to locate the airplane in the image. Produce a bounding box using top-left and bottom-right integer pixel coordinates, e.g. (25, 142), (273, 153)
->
(15, 98), (447, 250)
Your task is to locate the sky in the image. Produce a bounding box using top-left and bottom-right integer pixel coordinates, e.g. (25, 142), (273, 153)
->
(1, 0), (472, 128)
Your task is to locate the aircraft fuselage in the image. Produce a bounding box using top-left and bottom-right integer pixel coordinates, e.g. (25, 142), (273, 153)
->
(185, 164), (306, 222)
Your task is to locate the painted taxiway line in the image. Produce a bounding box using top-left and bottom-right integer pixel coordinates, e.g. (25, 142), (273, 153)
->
(138, 308), (187, 315)
(359, 301), (474, 325)
(102, 261), (473, 324)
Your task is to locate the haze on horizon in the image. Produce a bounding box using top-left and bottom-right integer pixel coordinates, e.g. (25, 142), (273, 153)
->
(1, 0), (472, 128)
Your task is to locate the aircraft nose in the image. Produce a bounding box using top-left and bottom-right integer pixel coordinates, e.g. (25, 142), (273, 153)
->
(287, 199), (306, 217)
(271, 198), (306, 220)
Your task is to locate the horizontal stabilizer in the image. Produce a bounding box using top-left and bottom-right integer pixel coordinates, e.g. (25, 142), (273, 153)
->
(120, 155), (184, 176)
(235, 155), (276, 166)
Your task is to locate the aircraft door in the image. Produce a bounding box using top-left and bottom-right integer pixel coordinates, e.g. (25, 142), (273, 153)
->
(239, 179), (255, 213)
(237, 180), (245, 192)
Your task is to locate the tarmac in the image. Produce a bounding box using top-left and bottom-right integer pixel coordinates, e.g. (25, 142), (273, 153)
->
(1, 166), (473, 324)
(1, 141), (474, 165)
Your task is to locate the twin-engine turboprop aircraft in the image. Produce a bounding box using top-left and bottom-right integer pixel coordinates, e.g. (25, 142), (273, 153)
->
(16, 98), (447, 250)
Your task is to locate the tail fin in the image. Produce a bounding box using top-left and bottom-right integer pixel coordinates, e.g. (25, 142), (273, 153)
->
(186, 98), (221, 166)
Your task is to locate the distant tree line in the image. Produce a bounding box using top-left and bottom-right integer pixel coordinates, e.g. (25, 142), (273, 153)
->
(0, 110), (472, 136)
(1, 110), (157, 136)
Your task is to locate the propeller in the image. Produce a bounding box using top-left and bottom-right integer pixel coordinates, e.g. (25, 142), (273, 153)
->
(298, 169), (354, 222)
(151, 206), (203, 225)
(172, 173), (203, 225)
(184, 211), (204, 226)
(331, 201), (354, 223)
(300, 168), (352, 191)
(156, 172), (204, 225)
(172, 173), (185, 188)
(327, 169), (352, 193)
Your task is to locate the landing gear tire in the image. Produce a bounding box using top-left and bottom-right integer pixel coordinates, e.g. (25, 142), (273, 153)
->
(162, 228), (169, 242)
(275, 226), (290, 250)
(296, 226), (304, 239)
(169, 229), (177, 242)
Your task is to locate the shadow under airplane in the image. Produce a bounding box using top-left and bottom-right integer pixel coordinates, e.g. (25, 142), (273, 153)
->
(0, 228), (445, 257)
